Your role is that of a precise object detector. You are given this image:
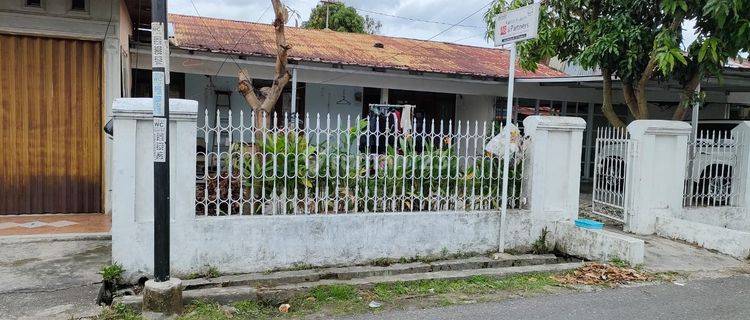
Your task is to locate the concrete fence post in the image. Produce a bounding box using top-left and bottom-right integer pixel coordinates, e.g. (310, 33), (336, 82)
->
(732, 121), (750, 208)
(111, 98), (198, 278)
(626, 120), (691, 235)
(523, 116), (586, 235)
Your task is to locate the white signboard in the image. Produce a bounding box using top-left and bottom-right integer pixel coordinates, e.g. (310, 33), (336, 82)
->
(493, 3), (540, 46)
(151, 22), (166, 68)
(153, 117), (167, 162)
(152, 71), (165, 116)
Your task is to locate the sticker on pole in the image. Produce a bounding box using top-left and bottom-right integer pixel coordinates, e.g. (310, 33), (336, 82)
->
(153, 117), (167, 162)
(494, 3), (540, 46)
(151, 22), (166, 68)
(152, 71), (165, 116)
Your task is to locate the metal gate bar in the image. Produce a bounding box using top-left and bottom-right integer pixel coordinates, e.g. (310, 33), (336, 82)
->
(591, 127), (635, 223)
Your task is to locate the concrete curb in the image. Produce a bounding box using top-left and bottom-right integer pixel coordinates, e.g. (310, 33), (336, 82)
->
(181, 254), (560, 290)
(0, 232), (111, 244)
(115, 260), (583, 310)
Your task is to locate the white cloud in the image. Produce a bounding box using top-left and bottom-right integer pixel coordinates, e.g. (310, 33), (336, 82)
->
(168, 0), (494, 47)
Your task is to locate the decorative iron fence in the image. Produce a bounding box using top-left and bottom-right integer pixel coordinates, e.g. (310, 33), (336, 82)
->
(683, 130), (741, 207)
(591, 127), (635, 223)
(195, 111), (527, 216)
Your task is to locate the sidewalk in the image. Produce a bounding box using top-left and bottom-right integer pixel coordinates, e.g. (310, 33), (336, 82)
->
(0, 214), (110, 237)
(0, 215), (111, 319)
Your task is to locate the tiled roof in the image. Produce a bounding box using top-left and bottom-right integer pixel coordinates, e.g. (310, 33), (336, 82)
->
(168, 14), (566, 79)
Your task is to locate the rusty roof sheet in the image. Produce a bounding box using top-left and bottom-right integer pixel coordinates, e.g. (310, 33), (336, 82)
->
(169, 14), (566, 79)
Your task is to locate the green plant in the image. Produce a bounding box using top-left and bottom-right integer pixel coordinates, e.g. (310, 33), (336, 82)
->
(609, 258), (629, 268)
(97, 303), (143, 320)
(186, 265), (221, 279)
(209, 119), (523, 215)
(99, 263), (125, 283)
(532, 228), (550, 254)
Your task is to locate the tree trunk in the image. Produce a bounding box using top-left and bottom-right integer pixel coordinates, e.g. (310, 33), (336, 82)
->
(237, 0), (293, 154)
(237, 0), (292, 131)
(672, 70), (701, 120)
(621, 83), (640, 119)
(601, 69), (625, 127)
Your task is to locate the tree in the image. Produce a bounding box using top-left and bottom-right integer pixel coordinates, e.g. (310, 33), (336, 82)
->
(304, 2), (366, 33)
(238, 0), (291, 130)
(671, 0), (750, 120)
(484, 0), (749, 126)
(364, 15), (382, 35)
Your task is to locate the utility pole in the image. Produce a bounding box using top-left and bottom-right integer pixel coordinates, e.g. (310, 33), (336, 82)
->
(151, 0), (170, 282)
(320, 0), (338, 29)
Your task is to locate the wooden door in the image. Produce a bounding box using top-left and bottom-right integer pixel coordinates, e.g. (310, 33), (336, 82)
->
(0, 34), (102, 214)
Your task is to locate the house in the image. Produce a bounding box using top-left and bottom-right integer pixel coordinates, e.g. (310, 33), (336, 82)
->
(127, 13), (749, 181)
(1, 0), (747, 217)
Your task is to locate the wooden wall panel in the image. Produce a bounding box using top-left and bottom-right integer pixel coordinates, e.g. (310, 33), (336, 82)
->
(0, 34), (102, 214)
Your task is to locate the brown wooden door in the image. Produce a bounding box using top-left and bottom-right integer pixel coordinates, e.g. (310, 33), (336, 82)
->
(0, 34), (102, 214)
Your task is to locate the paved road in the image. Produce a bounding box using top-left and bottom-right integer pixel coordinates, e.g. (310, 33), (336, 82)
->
(343, 275), (750, 320)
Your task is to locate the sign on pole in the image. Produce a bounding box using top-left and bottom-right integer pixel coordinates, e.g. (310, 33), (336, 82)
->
(494, 3), (540, 253)
(493, 2), (540, 46)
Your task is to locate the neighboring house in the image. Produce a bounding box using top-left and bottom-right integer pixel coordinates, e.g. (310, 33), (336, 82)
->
(0, 0), (134, 215)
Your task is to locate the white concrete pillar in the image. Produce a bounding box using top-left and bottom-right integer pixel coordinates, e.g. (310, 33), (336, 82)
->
(626, 120), (691, 234)
(523, 116), (586, 228)
(731, 121), (750, 208)
(102, 35), (122, 215)
(380, 88), (389, 104)
(111, 98), (198, 278)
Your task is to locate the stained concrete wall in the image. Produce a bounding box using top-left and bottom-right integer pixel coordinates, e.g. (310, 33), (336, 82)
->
(121, 210), (533, 279)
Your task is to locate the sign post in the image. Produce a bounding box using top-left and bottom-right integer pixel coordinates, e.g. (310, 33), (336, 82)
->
(494, 3), (540, 253)
(151, 0), (170, 282)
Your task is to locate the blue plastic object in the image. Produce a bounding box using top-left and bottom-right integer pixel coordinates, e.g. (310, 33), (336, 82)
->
(575, 218), (604, 230)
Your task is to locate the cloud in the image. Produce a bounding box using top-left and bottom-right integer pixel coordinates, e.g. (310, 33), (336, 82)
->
(168, 0), (494, 47)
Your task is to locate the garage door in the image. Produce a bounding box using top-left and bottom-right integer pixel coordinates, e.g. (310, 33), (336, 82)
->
(0, 34), (102, 214)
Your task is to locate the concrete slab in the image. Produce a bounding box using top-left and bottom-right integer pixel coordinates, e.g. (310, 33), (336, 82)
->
(549, 221), (645, 265)
(0, 238), (111, 319)
(625, 233), (750, 274)
(656, 216), (750, 260)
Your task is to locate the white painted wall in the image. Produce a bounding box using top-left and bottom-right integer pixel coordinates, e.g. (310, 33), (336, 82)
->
(304, 83), (364, 122)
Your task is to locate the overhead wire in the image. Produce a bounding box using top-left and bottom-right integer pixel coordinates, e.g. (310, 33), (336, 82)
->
(350, 6), (480, 29)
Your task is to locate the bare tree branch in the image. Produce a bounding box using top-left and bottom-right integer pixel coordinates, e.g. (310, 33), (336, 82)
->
(237, 0), (292, 122)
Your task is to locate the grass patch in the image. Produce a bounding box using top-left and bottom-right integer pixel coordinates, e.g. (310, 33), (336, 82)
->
(373, 274), (558, 301)
(185, 265), (221, 280)
(608, 258), (629, 268)
(97, 304), (144, 320)
(100, 274), (562, 320)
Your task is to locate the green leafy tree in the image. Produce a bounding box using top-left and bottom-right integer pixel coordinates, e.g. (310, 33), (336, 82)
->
(304, 2), (369, 34)
(484, 0), (749, 126)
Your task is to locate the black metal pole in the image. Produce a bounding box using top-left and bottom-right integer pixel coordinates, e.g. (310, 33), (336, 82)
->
(151, 0), (170, 282)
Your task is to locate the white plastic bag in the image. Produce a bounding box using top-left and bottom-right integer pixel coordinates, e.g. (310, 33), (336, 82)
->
(484, 123), (521, 159)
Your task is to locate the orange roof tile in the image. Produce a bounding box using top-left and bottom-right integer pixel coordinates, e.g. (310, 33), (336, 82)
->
(168, 14), (566, 79)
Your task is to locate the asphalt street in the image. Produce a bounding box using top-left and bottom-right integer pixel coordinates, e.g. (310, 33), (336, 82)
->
(342, 275), (750, 320)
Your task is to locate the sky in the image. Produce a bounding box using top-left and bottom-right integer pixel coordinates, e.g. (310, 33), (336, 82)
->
(169, 0), (495, 47)
(169, 0), (699, 49)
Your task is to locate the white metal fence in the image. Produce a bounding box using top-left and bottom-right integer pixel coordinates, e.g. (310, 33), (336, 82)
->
(591, 127), (635, 223)
(683, 130), (741, 207)
(195, 111), (527, 216)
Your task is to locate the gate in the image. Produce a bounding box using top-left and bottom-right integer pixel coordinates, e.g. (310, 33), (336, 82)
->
(591, 127), (636, 223)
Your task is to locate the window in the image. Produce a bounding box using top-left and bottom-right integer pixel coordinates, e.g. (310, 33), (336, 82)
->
(25, 0), (41, 7)
(71, 0), (86, 11)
